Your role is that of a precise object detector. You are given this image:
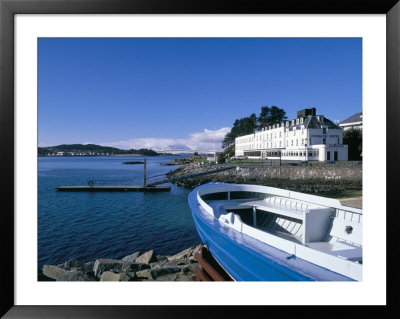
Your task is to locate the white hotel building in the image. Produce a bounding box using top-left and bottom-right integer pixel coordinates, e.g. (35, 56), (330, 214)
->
(235, 108), (348, 162)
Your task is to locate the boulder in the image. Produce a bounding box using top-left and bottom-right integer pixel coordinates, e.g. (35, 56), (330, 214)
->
(149, 260), (167, 269)
(135, 269), (154, 280)
(121, 251), (141, 262)
(83, 262), (95, 273)
(42, 265), (68, 280)
(156, 255), (168, 262)
(151, 266), (181, 278)
(56, 271), (97, 281)
(116, 272), (132, 281)
(155, 274), (178, 281)
(134, 250), (157, 265)
(175, 273), (196, 281)
(167, 246), (200, 261)
(164, 259), (189, 268)
(62, 259), (84, 270)
(121, 262), (150, 273)
(135, 266), (180, 280)
(180, 263), (198, 274)
(93, 259), (150, 277)
(100, 271), (131, 281)
(93, 259), (125, 277)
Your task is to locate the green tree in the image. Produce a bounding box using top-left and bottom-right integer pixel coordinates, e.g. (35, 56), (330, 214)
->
(222, 115), (257, 148)
(222, 106), (287, 149)
(269, 106), (287, 125)
(257, 105), (287, 129)
(343, 128), (362, 161)
(249, 113), (257, 132)
(257, 106), (270, 128)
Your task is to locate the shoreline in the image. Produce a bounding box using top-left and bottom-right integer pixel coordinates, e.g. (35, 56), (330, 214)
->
(39, 245), (202, 282)
(38, 154), (159, 157)
(166, 160), (362, 195)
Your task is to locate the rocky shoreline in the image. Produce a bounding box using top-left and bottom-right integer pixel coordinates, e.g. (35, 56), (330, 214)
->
(39, 245), (202, 281)
(166, 161), (362, 193)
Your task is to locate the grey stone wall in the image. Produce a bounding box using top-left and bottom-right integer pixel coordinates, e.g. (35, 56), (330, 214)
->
(169, 162), (362, 193)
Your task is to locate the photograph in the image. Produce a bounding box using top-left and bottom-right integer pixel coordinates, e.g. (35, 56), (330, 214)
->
(1, 1), (397, 316)
(37, 37), (363, 282)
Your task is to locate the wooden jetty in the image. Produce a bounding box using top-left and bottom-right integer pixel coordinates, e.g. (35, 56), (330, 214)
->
(57, 158), (171, 192)
(57, 185), (171, 192)
(56, 160), (235, 193)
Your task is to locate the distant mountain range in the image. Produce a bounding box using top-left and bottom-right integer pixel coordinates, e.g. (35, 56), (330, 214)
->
(38, 144), (160, 156)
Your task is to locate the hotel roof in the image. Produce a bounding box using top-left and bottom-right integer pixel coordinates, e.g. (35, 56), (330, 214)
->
(339, 112), (362, 125)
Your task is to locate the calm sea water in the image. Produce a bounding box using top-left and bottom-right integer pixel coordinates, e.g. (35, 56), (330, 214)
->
(38, 156), (201, 268)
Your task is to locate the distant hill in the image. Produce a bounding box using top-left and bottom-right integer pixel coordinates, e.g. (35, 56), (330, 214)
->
(38, 144), (159, 156)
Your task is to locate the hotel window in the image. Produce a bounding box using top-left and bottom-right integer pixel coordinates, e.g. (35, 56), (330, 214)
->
(300, 117), (303, 124)
(279, 131), (282, 137)
(323, 128), (327, 134)
(301, 127), (304, 134)
(291, 140), (293, 146)
(293, 128), (296, 136)
(309, 138), (312, 145)
(296, 139), (298, 146)
(302, 138), (304, 146)
(323, 138), (326, 144)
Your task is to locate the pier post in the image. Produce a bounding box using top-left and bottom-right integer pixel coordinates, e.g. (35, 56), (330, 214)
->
(144, 158), (147, 186)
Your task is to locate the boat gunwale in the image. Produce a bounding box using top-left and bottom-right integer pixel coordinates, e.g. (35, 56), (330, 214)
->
(196, 182), (362, 215)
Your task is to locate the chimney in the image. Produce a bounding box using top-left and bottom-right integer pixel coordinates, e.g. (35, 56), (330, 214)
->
(297, 107), (316, 118)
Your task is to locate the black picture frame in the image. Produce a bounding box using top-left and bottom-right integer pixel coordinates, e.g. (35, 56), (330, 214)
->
(1, 0), (398, 317)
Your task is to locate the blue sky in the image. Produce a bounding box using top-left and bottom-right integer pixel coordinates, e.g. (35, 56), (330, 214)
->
(38, 38), (362, 151)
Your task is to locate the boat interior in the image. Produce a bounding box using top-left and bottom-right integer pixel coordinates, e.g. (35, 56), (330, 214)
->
(201, 190), (362, 265)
